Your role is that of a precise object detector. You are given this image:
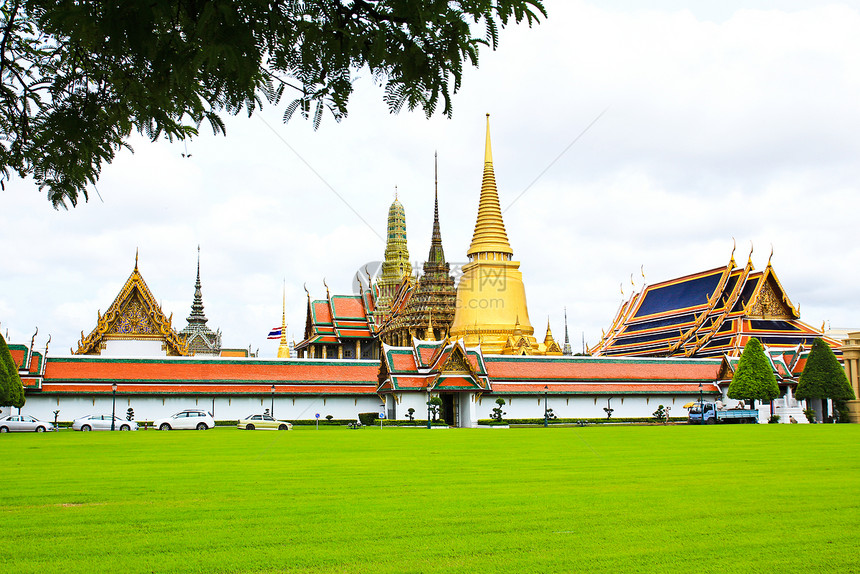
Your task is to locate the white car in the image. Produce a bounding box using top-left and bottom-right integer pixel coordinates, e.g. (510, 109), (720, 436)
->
(0, 414), (55, 433)
(153, 409), (215, 430)
(73, 414), (138, 431)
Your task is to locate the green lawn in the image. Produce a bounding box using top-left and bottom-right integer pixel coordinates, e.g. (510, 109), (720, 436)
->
(2, 424), (858, 573)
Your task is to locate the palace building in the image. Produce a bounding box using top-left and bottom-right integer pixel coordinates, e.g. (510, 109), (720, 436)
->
(591, 248), (841, 358)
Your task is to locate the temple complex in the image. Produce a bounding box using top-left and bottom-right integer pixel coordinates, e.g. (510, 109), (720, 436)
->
(75, 253), (189, 357)
(178, 247), (222, 356)
(448, 115), (560, 355)
(592, 248), (840, 358)
(6, 115), (851, 426)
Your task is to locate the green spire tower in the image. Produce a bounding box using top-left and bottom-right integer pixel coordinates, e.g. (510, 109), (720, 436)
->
(376, 192), (411, 317)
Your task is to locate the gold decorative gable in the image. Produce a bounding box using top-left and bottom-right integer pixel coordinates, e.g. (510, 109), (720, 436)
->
(717, 358), (735, 381)
(441, 346), (473, 374)
(76, 258), (189, 356)
(747, 275), (795, 320)
(545, 340), (563, 355)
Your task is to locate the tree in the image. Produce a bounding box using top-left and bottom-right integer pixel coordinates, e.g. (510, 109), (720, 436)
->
(796, 337), (855, 421)
(727, 337), (779, 410)
(1, 0), (546, 208)
(0, 333), (25, 408)
(406, 407), (415, 422)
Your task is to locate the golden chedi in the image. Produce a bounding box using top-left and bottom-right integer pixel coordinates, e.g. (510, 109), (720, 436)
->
(450, 116), (556, 355)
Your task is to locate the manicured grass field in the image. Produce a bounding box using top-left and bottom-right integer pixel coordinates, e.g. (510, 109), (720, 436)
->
(2, 424), (858, 573)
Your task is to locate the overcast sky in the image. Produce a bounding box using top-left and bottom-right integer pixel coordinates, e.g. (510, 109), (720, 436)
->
(3, 0), (860, 357)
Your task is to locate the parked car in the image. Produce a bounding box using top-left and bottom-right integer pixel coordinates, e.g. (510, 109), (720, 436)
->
(73, 414), (138, 431)
(237, 414), (293, 431)
(153, 409), (215, 430)
(0, 414), (55, 433)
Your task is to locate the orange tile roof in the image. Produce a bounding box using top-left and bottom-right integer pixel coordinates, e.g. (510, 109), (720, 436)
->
(43, 358), (379, 384)
(332, 297), (366, 319)
(40, 383), (376, 395)
(492, 382), (720, 394)
(390, 352), (417, 372)
(485, 357), (720, 382)
(313, 301), (332, 324)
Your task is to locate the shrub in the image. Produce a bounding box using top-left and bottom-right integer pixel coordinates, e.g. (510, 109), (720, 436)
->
(325, 414), (333, 421)
(803, 408), (817, 423)
(768, 414), (781, 424)
(358, 412), (379, 426)
(126, 408), (135, 421)
(406, 408), (415, 422)
(490, 398), (506, 422)
(652, 405), (666, 422)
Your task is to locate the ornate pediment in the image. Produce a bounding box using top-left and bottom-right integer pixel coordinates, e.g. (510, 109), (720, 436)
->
(747, 276), (794, 320)
(76, 257), (188, 356)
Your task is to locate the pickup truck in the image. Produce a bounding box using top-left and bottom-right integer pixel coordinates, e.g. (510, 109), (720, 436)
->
(688, 402), (759, 424)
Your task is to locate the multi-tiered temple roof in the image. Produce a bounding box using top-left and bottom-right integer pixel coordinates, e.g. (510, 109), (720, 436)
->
(592, 249), (839, 358)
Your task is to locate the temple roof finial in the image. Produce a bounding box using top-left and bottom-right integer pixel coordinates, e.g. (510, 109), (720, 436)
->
(135, 248), (139, 270)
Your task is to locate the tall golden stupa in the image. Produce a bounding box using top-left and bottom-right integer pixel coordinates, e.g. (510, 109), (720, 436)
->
(449, 115), (560, 355)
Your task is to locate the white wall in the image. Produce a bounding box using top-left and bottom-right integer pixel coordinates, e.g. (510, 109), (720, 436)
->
(19, 395), (384, 423)
(476, 394), (699, 420)
(101, 340), (166, 357)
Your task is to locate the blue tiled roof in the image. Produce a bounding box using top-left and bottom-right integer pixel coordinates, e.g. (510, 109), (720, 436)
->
(633, 271), (723, 318)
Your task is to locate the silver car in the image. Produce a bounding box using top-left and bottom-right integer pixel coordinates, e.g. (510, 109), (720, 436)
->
(152, 409), (215, 430)
(73, 414), (138, 431)
(0, 414), (55, 433)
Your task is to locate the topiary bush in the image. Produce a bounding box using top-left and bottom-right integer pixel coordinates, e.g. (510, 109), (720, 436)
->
(358, 412), (379, 426)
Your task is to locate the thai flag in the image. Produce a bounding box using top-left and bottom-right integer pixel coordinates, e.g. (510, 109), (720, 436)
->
(267, 328), (282, 340)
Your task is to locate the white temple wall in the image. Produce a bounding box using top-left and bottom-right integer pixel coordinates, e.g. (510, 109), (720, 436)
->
(100, 340), (167, 357)
(477, 394), (703, 420)
(19, 395), (382, 423)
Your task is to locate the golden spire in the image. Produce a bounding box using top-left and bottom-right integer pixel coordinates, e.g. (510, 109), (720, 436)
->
(467, 114), (513, 258)
(544, 318), (554, 346)
(277, 279), (291, 358)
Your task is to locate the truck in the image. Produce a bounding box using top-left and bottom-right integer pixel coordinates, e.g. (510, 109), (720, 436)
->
(687, 402), (759, 424)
